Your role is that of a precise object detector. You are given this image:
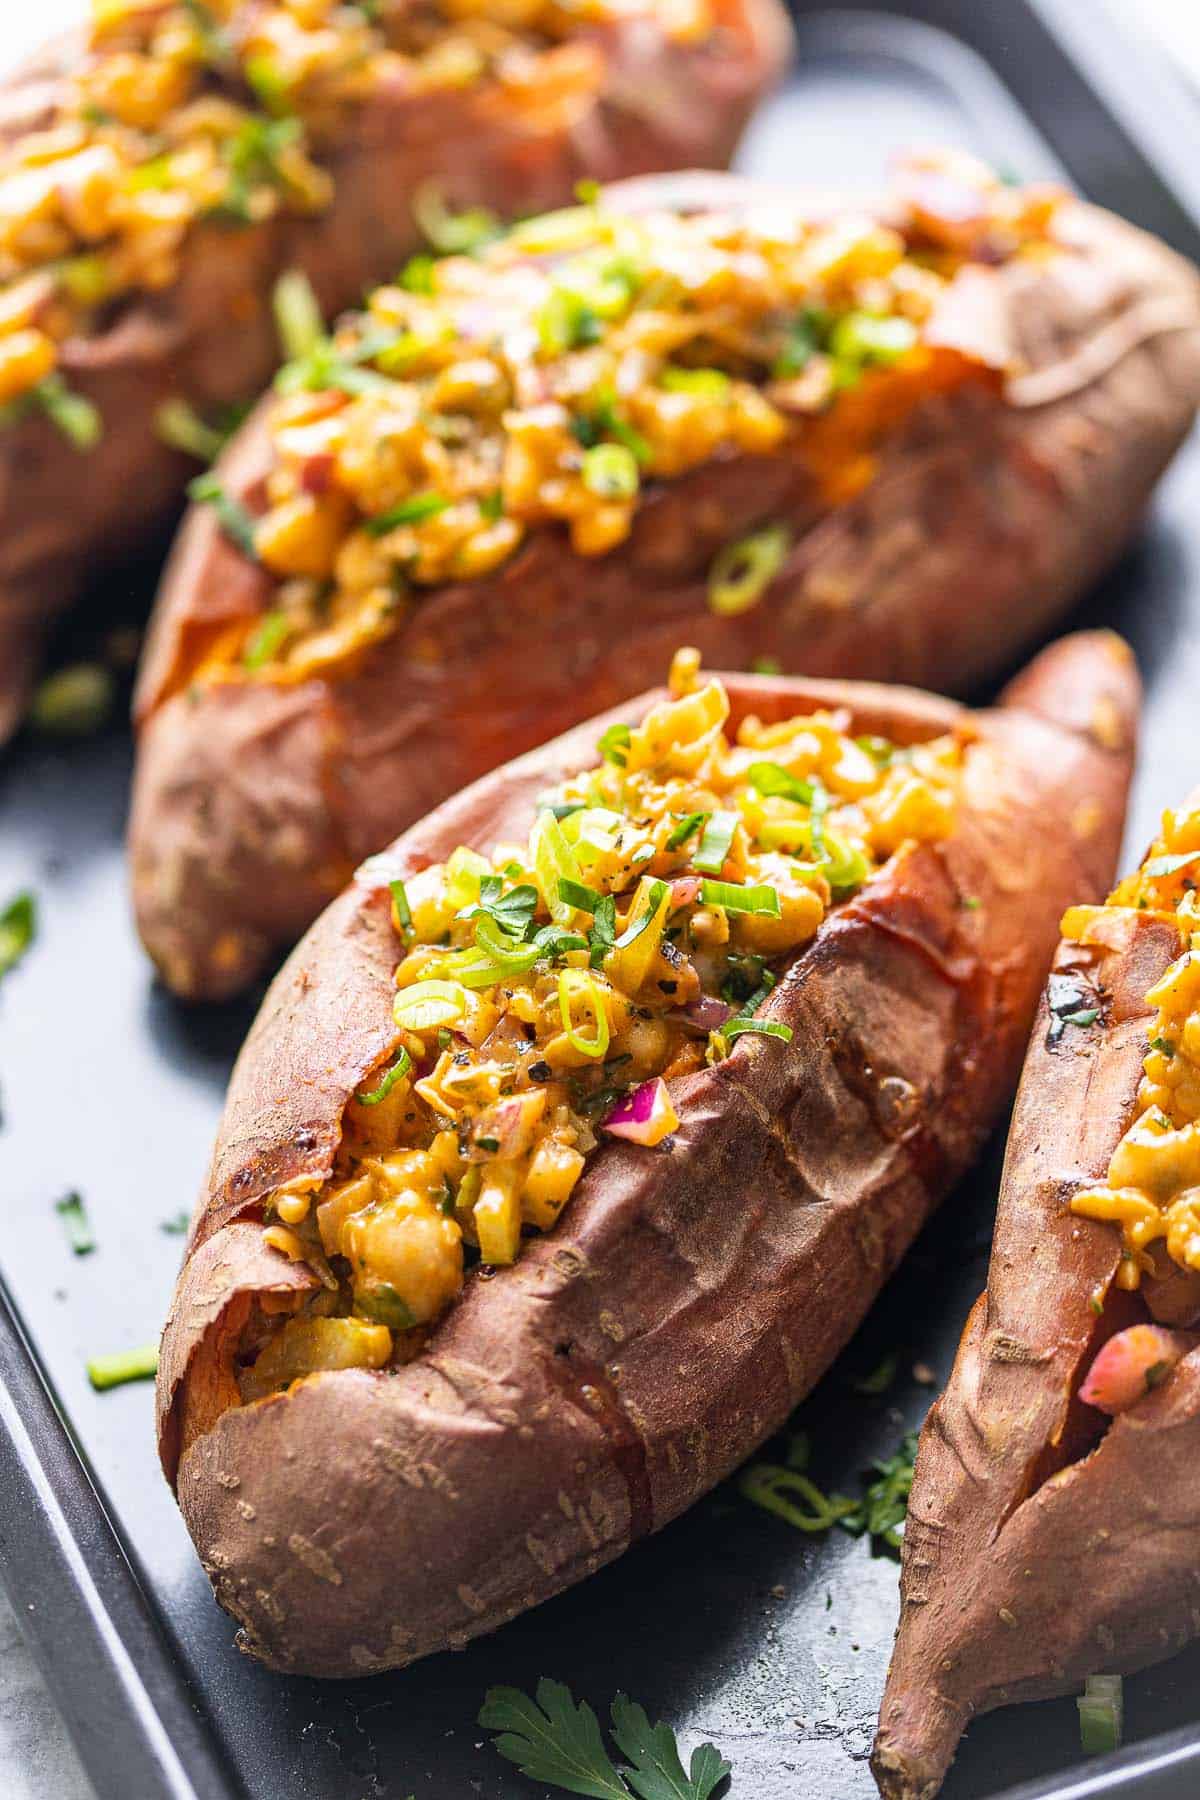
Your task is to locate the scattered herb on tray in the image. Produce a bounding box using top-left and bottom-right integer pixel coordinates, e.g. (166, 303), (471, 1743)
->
(480, 1679), (731, 1799)
(87, 1345), (159, 1392)
(739, 1426), (919, 1554)
(0, 891), (36, 982)
(55, 1192), (95, 1257)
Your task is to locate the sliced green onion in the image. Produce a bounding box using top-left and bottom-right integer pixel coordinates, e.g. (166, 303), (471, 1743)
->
(694, 810), (738, 875)
(272, 270), (324, 362)
(389, 877), (412, 938)
(708, 525), (790, 617)
(55, 1192), (95, 1256)
(829, 311), (918, 368)
(558, 877), (605, 915)
(188, 473), (258, 557)
(738, 1463), (855, 1533)
(364, 491), (449, 536)
(660, 366), (730, 396)
(597, 722), (631, 767)
(751, 655), (782, 675)
(156, 398), (225, 462)
(558, 970), (610, 1060)
(245, 53), (291, 114)
(243, 610), (290, 670)
(29, 664), (114, 736)
(473, 916), (541, 976)
(36, 375), (102, 450)
(748, 761), (815, 805)
(0, 891), (35, 981)
(666, 810), (708, 852)
(393, 980), (467, 1031)
(357, 1048), (412, 1105)
(613, 879), (669, 950)
(700, 880), (781, 917)
(530, 812), (581, 927)
(815, 830), (870, 896)
(412, 184), (501, 255)
(399, 253), (436, 294)
(57, 253), (110, 306)
(725, 1017), (793, 1043)
(1078, 1675), (1123, 1756)
(87, 1344), (158, 1392)
(542, 800), (587, 822)
(581, 442), (638, 500)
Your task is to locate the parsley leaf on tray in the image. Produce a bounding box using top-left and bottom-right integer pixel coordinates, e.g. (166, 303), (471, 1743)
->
(479, 1680), (730, 1800)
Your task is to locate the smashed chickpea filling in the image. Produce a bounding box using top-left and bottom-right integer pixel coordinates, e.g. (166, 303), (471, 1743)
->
(0, 0), (707, 422)
(241, 649), (961, 1398)
(1068, 800), (1200, 1286)
(191, 150), (1062, 686)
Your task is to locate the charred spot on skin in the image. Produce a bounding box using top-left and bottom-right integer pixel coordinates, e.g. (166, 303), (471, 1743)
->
(1045, 971), (1102, 1048)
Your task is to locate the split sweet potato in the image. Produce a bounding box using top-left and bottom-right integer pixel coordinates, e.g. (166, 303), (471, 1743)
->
(157, 629), (1137, 1678)
(0, 0), (788, 742)
(128, 159), (1200, 999)
(874, 789), (1200, 1800)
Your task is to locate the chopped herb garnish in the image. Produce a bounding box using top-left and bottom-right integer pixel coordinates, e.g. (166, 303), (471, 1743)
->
(588, 894), (617, 968)
(55, 1192), (95, 1257)
(461, 876), (539, 938)
(558, 878), (605, 915)
(358, 1048), (413, 1105)
(358, 1285), (418, 1330)
(750, 655), (782, 676)
(747, 761), (815, 805)
(0, 891), (36, 982)
(160, 1212), (190, 1237)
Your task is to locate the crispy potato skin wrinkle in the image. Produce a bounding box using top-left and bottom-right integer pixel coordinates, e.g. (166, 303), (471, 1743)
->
(872, 907), (1193, 1800)
(129, 181), (1200, 998)
(158, 637), (1138, 1678)
(0, 0), (791, 742)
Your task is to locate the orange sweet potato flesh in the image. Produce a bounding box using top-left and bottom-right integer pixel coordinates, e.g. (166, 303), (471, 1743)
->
(0, 0), (790, 743)
(128, 175), (1200, 1000)
(156, 630), (1138, 1679)
(871, 899), (1200, 1798)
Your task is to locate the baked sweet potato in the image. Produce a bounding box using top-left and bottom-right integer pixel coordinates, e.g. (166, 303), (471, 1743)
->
(0, 0), (788, 744)
(157, 628), (1137, 1679)
(873, 794), (1200, 1799)
(128, 153), (1200, 1000)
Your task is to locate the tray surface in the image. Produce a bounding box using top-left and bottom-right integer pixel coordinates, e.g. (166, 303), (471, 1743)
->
(3, 7), (1200, 1799)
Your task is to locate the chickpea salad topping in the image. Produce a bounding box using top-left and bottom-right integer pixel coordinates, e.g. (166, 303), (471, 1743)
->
(186, 151), (1062, 687)
(0, 0), (708, 433)
(242, 649), (961, 1399)
(1068, 799), (1200, 1289)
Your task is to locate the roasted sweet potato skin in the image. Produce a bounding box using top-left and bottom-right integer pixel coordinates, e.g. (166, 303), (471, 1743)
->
(156, 631), (1138, 1679)
(872, 907), (1200, 1800)
(128, 179), (1200, 1000)
(0, 0), (790, 744)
